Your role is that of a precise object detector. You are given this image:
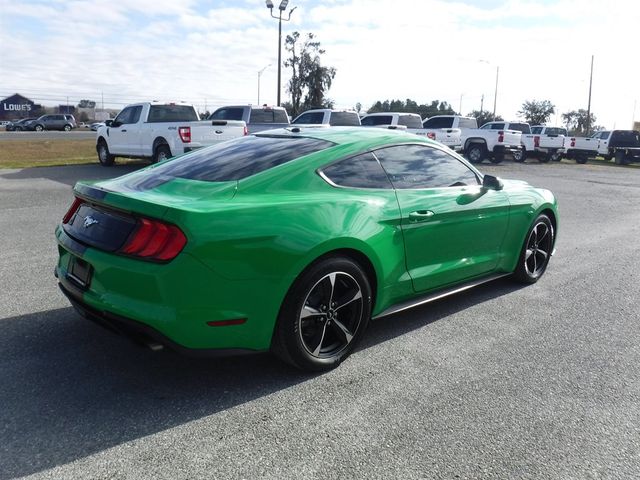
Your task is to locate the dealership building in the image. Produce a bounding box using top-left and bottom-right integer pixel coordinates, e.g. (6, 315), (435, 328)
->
(0, 93), (43, 121)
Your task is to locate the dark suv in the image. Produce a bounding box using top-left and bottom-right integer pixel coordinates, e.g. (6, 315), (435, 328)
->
(28, 114), (77, 132)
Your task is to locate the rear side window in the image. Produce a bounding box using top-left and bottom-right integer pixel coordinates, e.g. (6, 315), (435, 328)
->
(210, 107), (244, 121)
(293, 112), (325, 124)
(544, 127), (567, 136)
(373, 144), (479, 189)
(133, 135), (336, 183)
(361, 115), (393, 126)
(457, 117), (477, 129)
(320, 152), (392, 189)
(148, 105), (199, 123)
(329, 112), (360, 126)
(249, 109), (289, 123)
(422, 117), (453, 129)
(509, 123), (530, 134)
(398, 115), (422, 129)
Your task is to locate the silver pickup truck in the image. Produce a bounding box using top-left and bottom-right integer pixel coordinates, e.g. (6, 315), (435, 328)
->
(209, 105), (289, 134)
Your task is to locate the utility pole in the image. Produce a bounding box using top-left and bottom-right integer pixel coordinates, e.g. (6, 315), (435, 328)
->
(480, 94), (484, 113)
(586, 55), (594, 135)
(492, 66), (499, 117)
(265, 1), (296, 106)
(459, 94), (463, 114)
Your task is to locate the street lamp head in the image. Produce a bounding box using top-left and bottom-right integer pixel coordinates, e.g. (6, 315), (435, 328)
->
(265, 0), (274, 9)
(279, 0), (289, 10)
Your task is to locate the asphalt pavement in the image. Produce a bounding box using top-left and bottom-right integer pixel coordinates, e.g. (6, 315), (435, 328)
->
(1, 160), (639, 479)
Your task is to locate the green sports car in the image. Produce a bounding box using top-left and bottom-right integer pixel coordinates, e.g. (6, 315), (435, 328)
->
(55, 127), (558, 371)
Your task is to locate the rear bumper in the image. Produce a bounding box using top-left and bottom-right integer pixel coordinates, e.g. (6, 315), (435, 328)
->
(565, 149), (598, 159)
(57, 276), (252, 357)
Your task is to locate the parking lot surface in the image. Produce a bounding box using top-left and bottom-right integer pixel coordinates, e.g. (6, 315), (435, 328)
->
(1, 161), (639, 479)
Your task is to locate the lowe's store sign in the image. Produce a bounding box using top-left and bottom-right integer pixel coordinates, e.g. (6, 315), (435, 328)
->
(0, 93), (39, 119)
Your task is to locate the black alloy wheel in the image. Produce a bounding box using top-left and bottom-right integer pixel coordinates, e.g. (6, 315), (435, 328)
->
(273, 257), (372, 371)
(514, 214), (554, 284)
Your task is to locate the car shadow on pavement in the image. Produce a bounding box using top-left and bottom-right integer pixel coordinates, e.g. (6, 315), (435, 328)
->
(0, 278), (524, 479)
(0, 163), (146, 187)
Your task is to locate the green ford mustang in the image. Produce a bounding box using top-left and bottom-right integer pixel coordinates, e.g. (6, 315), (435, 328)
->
(55, 127), (558, 371)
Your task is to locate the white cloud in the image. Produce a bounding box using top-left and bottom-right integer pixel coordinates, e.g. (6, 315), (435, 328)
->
(0, 0), (638, 127)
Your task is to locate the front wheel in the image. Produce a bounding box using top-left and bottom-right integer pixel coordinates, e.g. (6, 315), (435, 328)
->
(513, 148), (526, 163)
(272, 257), (372, 371)
(34, 125), (44, 132)
(97, 141), (115, 166)
(513, 214), (554, 284)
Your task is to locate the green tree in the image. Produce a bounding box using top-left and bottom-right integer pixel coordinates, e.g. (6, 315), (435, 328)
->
(562, 109), (598, 135)
(78, 99), (96, 109)
(284, 32), (337, 117)
(467, 110), (504, 126)
(518, 100), (555, 125)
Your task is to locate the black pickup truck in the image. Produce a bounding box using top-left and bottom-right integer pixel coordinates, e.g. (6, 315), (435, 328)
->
(608, 130), (640, 165)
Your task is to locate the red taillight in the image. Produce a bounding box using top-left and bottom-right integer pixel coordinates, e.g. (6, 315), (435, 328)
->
(120, 218), (186, 261)
(178, 126), (191, 143)
(427, 132), (436, 140)
(498, 131), (504, 142)
(571, 138), (576, 147)
(534, 135), (540, 148)
(243, 125), (248, 136)
(62, 197), (82, 224)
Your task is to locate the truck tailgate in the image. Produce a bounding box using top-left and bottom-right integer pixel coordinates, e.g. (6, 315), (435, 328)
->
(188, 120), (246, 149)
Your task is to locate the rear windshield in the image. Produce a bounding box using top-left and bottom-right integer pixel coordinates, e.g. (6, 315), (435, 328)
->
(544, 127), (567, 136)
(509, 123), (531, 134)
(292, 111), (325, 124)
(147, 105), (199, 123)
(250, 108), (289, 124)
(137, 135), (336, 182)
(361, 115), (393, 126)
(398, 115), (423, 129)
(423, 117), (453, 129)
(330, 112), (360, 126)
(209, 107), (244, 121)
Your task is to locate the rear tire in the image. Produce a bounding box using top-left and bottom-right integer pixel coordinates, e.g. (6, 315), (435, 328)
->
(152, 144), (172, 163)
(272, 257), (372, 371)
(63, 124), (71, 132)
(466, 144), (487, 164)
(513, 214), (554, 284)
(576, 155), (588, 164)
(97, 141), (115, 166)
(539, 152), (552, 163)
(34, 124), (44, 132)
(615, 150), (628, 165)
(550, 151), (562, 162)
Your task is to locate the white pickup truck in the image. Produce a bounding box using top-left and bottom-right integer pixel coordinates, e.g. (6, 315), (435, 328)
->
(482, 122), (566, 163)
(421, 115), (521, 163)
(360, 112), (462, 150)
(96, 102), (247, 166)
(565, 130), (640, 164)
(291, 109), (361, 126)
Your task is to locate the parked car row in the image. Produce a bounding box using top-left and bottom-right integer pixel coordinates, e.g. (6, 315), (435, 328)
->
(4, 114), (78, 131)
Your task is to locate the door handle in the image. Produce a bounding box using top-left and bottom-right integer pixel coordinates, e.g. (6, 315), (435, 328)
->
(409, 210), (435, 222)
(121, 129), (127, 132)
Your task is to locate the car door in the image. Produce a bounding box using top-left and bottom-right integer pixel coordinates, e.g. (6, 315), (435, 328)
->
(597, 131), (611, 155)
(108, 106), (141, 155)
(373, 144), (510, 293)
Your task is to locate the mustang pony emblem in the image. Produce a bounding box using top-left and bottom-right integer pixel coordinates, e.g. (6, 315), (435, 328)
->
(83, 216), (99, 228)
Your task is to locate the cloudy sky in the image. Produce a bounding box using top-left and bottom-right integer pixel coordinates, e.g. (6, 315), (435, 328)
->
(1, 0), (638, 128)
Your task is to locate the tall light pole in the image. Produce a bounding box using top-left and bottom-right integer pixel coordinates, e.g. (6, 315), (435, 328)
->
(265, 0), (296, 107)
(492, 65), (499, 118)
(586, 55), (594, 135)
(257, 64), (271, 105)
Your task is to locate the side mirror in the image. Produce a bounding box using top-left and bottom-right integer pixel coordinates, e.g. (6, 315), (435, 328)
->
(482, 174), (503, 191)
(104, 120), (113, 127)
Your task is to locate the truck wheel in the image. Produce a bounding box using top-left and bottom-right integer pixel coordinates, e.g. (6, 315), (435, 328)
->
(97, 140), (115, 166)
(603, 155), (612, 161)
(153, 144), (172, 163)
(576, 155), (588, 164)
(614, 150), (628, 165)
(466, 144), (486, 164)
(490, 154), (503, 164)
(513, 148), (526, 163)
(539, 152), (552, 163)
(550, 151), (562, 162)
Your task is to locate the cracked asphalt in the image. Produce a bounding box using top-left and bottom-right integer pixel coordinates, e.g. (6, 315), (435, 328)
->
(1, 160), (639, 479)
